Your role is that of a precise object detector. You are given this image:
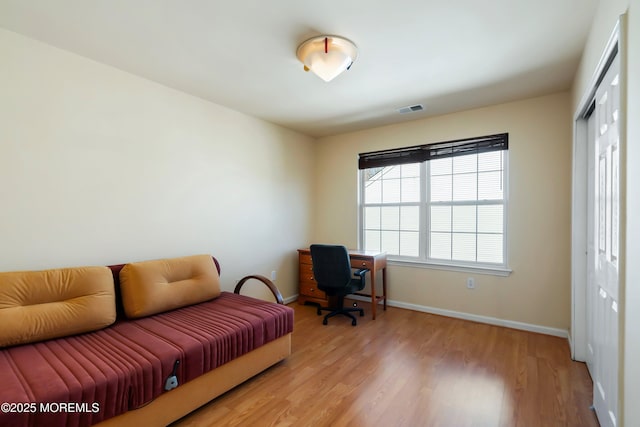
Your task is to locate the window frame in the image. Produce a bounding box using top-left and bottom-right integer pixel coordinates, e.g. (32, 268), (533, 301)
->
(357, 138), (511, 277)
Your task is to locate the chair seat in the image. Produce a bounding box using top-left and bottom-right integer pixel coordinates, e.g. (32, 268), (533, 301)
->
(321, 279), (362, 296)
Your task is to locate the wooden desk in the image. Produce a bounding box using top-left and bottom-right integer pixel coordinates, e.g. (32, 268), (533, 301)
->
(297, 249), (388, 320)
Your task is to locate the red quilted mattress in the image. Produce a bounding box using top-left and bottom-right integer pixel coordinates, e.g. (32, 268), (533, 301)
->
(0, 292), (293, 427)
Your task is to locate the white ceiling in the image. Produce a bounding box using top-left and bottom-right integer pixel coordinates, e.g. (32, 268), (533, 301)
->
(0, 0), (599, 137)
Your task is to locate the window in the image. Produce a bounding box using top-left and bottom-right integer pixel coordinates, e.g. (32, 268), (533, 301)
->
(359, 133), (508, 271)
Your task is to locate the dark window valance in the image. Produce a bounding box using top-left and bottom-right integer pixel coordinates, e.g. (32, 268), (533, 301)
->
(358, 133), (509, 170)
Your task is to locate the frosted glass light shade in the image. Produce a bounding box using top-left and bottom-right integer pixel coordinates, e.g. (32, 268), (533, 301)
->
(296, 36), (358, 82)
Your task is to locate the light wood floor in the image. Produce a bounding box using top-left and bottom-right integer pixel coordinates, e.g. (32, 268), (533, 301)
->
(174, 301), (599, 427)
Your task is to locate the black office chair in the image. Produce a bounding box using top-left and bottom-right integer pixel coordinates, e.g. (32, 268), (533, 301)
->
(310, 244), (369, 326)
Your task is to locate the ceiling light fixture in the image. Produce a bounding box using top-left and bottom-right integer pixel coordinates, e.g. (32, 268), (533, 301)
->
(296, 35), (357, 82)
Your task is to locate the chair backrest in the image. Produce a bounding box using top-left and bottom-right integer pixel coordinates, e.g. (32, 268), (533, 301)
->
(310, 244), (352, 291)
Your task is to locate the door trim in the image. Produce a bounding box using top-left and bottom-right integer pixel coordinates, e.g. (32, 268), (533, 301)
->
(571, 20), (621, 362)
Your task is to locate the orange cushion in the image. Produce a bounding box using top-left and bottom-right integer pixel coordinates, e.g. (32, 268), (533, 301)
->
(0, 266), (116, 347)
(119, 255), (220, 319)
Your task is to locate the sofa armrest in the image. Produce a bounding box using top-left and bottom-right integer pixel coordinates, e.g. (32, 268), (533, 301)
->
(234, 275), (284, 305)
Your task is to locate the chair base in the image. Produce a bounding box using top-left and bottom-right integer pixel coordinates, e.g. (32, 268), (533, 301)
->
(317, 304), (365, 326)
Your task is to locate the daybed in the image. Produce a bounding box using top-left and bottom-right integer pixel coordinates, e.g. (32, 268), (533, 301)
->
(0, 255), (294, 427)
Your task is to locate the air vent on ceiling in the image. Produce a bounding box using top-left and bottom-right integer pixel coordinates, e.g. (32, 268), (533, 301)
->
(398, 104), (424, 114)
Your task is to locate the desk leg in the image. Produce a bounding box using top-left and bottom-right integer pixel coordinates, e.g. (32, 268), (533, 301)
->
(382, 266), (387, 311)
(370, 269), (377, 320)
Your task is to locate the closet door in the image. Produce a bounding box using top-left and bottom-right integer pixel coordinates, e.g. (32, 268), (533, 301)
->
(585, 110), (595, 376)
(591, 52), (620, 427)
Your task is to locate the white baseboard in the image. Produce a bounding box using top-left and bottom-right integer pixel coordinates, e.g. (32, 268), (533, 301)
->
(347, 295), (568, 338)
(283, 294), (299, 305)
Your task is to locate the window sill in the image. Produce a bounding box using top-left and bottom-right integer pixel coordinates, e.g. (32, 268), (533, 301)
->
(387, 258), (512, 277)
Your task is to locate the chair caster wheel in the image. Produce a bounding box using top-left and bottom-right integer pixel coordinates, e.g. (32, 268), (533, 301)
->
(322, 319), (328, 325)
(359, 310), (364, 317)
(351, 319), (357, 326)
(317, 310), (321, 316)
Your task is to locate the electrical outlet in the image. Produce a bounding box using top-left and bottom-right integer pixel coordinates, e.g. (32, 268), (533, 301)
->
(466, 277), (475, 289)
(271, 270), (277, 281)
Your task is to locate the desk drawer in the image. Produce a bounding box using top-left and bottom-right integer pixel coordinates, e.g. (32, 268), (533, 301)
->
(299, 253), (313, 265)
(300, 281), (326, 300)
(350, 258), (373, 270)
(299, 262), (314, 276)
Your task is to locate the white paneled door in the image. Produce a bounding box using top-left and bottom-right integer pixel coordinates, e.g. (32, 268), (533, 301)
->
(589, 52), (620, 427)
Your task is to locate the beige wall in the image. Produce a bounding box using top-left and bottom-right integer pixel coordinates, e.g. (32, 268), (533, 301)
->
(314, 92), (573, 331)
(0, 28), (315, 300)
(572, 0), (640, 425)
